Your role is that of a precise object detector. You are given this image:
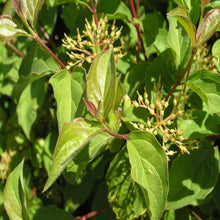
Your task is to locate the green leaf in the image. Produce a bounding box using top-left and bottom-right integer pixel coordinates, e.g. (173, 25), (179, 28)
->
(73, 132), (112, 165)
(0, 15), (28, 40)
(127, 131), (168, 220)
(143, 13), (159, 46)
(13, 0), (44, 28)
(86, 48), (116, 119)
(123, 63), (148, 98)
(196, 9), (220, 45)
(43, 118), (102, 192)
(13, 72), (50, 102)
(19, 44), (60, 77)
(33, 205), (72, 220)
(167, 6), (197, 47)
(213, 176), (220, 213)
(106, 148), (148, 219)
(178, 110), (220, 139)
(167, 16), (191, 68)
(212, 39), (220, 71)
(167, 141), (219, 210)
(187, 70), (220, 113)
(3, 159), (30, 220)
(17, 78), (45, 139)
(49, 70), (83, 130)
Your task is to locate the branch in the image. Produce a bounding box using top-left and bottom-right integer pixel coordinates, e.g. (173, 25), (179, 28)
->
(165, 48), (197, 101)
(32, 32), (68, 71)
(72, 206), (109, 220)
(6, 41), (25, 58)
(129, 0), (148, 62)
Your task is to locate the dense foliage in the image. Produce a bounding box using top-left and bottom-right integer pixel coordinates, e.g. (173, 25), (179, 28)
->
(0, 0), (220, 219)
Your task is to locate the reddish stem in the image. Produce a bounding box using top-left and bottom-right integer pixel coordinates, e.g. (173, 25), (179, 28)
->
(72, 206), (109, 220)
(32, 33), (68, 71)
(6, 41), (25, 58)
(129, 0), (148, 62)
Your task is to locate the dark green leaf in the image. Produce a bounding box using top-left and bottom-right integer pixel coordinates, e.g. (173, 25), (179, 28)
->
(19, 44), (60, 77)
(50, 70), (83, 130)
(196, 9), (220, 45)
(167, 6), (197, 47)
(106, 148), (148, 219)
(86, 48), (116, 119)
(3, 159), (30, 220)
(187, 70), (220, 113)
(123, 63), (148, 98)
(33, 205), (72, 220)
(17, 78), (45, 139)
(127, 131), (168, 220)
(167, 141), (219, 210)
(43, 118), (103, 192)
(213, 175), (220, 213)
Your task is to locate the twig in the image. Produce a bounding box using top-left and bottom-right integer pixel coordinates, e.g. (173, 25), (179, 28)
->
(185, 207), (202, 220)
(31, 32), (68, 71)
(129, 0), (148, 62)
(6, 41), (25, 58)
(72, 206), (109, 220)
(165, 48), (197, 101)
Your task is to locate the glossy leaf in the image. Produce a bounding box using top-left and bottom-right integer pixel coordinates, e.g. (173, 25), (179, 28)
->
(127, 131), (168, 220)
(13, 0), (44, 27)
(167, 142), (219, 210)
(167, 6), (197, 47)
(0, 15), (28, 40)
(167, 16), (191, 68)
(50, 70), (83, 130)
(17, 78), (45, 139)
(196, 9), (220, 45)
(86, 48), (116, 120)
(106, 148), (148, 219)
(187, 70), (220, 113)
(3, 159), (30, 220)
(43, 118), (103, 192)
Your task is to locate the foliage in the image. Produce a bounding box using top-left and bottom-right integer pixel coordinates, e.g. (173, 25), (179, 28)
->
(0, 0), (220, 219)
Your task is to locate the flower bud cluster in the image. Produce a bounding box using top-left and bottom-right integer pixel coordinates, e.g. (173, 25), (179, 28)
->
(194, 43), (218, 73)
(130, 83), (197, 158)
(62, 16), (124, 68)
(0, 150), (15, 181)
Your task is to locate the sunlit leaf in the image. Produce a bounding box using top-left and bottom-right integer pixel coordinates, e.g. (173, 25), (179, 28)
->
(0, 15), (28, 40)
(187, 70), (220, 113)
(86, 48), (116, 120)
(17, 78), (45, 139)
(106, 148), (148, 219)
(50, 70), (83, 130)
(167, 141), (219, 210)
(43, 118), (103, 192)
(167, 6), (197, 47)
(196, 9), (220, 45)
(13, 0), (44, 27)
(127, 131), (168, 220)
(3, 159), (30, 220)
